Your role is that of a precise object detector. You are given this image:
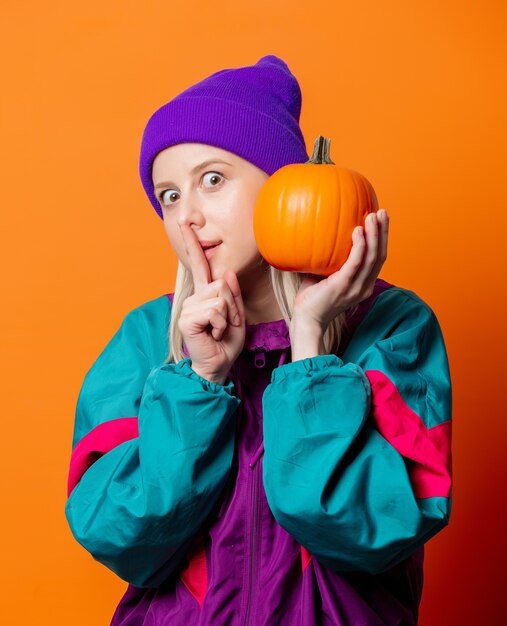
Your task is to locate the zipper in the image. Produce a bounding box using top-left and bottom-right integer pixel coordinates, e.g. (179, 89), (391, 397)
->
(243, 444), (263, 626)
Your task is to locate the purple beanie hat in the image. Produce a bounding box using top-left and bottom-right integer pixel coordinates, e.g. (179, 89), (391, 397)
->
(139, 54), (309, 219)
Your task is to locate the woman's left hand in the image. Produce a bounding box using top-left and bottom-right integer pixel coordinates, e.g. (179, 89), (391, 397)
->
(291, 209), (390, 334)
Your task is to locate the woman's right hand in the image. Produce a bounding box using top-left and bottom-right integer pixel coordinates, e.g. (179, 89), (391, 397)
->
(177, 223), (246, 384)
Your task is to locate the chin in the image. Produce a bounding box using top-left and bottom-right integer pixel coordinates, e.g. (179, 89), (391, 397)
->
(209, 260), (228, 278)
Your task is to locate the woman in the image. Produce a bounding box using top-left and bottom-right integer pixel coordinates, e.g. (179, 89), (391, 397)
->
(65, 54), (452, 625)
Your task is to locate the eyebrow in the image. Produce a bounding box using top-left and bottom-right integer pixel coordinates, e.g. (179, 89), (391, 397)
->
(154, 159), (233, 190)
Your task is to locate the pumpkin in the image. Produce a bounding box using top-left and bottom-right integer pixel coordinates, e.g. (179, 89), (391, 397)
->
(253, 135), (379, 276)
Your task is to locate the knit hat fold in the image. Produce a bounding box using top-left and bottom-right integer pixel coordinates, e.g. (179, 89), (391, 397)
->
(139, 54), (309, 219)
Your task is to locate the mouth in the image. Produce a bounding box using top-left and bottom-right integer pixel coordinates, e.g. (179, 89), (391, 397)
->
(203, 242), (222, 259)
(202, 244), (221, 250)
(200, 241), (222, 250)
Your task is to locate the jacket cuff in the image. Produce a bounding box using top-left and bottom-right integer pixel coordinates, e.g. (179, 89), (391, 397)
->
(271, 354), (346, 383)
(166, 358), (237, 397)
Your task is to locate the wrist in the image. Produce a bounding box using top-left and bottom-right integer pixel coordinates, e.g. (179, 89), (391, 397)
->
(190, 364), (227, 386)
(289, 313), (325, 338)
(289, 316), (325, 362)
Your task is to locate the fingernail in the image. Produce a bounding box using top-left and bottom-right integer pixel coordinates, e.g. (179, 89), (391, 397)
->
(233, 313), (240, 326)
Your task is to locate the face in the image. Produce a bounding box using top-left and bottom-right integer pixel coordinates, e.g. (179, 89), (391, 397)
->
(152, 143), (270, 287)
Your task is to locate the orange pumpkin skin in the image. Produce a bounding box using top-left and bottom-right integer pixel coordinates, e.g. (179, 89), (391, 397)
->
(253, 137), (379, 277)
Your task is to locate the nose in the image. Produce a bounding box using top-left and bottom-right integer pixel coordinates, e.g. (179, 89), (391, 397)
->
(176, 191), (206, 229)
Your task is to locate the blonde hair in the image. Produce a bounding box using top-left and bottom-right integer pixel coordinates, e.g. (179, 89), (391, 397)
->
(164, 261), (350, 366)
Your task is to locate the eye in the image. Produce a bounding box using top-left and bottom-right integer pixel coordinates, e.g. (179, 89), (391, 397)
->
(157, 171), (225, 207)
(159, 189), (180, 207)
(202, 171), (225, 188)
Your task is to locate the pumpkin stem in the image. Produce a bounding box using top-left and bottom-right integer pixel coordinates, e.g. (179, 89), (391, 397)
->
(306, 135), (335, 165)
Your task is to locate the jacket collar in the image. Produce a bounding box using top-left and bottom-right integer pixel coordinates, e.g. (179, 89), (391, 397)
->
(243, 318), (290, 352)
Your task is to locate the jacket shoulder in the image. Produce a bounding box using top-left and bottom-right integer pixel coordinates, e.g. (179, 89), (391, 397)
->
(363, 282), (440, 325)
(124, 292), (172, 324)
(72, 294), (172, 448)
(117, 293), (172, 363)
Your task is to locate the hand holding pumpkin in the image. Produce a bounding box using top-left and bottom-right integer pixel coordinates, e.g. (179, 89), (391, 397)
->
(253, 134), (389, 334)
(290, 209), (389, 333)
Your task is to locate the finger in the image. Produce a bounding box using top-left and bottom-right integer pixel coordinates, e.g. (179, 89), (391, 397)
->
(354, 211), (380, 283)
(363, 209), (389, 283)
(182, 298), (228, 337)
(378, 209), (389, 262)
(185, 294), (237, 326)
(329, 224), (366, 286)
(192, 277), (241, 327)
(208, 308), (228, 341)
(214, 278), (241, 328)
(179, 223), (211, 291)
(223, 269), (244, 326)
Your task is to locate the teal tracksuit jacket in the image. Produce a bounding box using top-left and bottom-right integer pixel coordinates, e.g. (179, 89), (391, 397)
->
(65, 278), (452, 624)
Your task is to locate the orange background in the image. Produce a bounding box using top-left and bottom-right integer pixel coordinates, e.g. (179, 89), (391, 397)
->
(1, 1), (505, 624)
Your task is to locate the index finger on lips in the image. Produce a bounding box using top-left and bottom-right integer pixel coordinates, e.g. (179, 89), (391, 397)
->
(179, 224), (211, 290)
